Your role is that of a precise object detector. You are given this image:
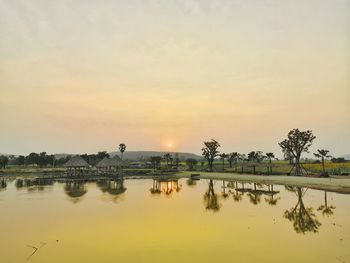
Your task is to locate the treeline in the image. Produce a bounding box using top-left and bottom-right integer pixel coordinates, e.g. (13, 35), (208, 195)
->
(0, 151), (111, 168)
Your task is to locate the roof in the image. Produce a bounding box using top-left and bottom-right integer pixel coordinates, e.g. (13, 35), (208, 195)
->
(96, 155), (123, 168)
(64, 155), (89, 167)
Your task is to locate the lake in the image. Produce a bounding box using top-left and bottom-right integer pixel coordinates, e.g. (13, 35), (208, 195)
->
(0, 176), (349, 263)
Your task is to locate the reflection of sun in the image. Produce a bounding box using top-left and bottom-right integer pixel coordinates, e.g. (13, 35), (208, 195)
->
(167, 143), (172, 148)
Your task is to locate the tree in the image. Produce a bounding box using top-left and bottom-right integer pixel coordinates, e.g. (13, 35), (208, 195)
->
(0, 155), (9, 169)
(317, 191), (336, 216)
(265, 152), (276, 175)
(150, 156), (162, 171)
(119, 143), (126, 160)
(186, 158), (198, 170)
(17, 155), (25, 166)
(163, 153), (172, 166)
(219, 153), (228, 171)
(174, 153), (180, 168)
(202, 139), (220, 172)
(313, 149), (331, 176)
(228, 152), (239, 171)
(279, 129), (316, 176)
(247, 151), (264, 174)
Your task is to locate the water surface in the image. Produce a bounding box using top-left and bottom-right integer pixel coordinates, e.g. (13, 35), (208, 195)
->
(0, 177), (349, 263)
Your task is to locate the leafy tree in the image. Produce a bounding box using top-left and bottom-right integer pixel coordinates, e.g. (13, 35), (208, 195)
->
(0, 155), (9, 169)
(228, 152), (239, 171)
(219, 153), (228, 171)
(16, 155), (25, 166)
(186, 158), (198, 170)
(202, 139), (220, 172)
(26, 152), (40, 166)
(97, 151), (110, 160)
(163, 153), (172, 166)
(314, 149), (331, 176)
(247, 151), (264, 173)
(150, 156), (162, 171)
(119, 143), (126, 160)
(279, 129), (316, 176)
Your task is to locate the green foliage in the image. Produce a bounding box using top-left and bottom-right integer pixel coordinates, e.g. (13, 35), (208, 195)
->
(202, 139), (220, 172)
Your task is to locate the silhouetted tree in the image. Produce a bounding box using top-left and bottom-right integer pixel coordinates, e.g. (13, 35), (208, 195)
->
(202, 139), (220, 172)
(0, 155), (9, 169)
(150, 156), (162, 171)
(163, 153), (172, 166)
(279, 129), (316, 176)
(265, 152), (276, 174)
(314, 149), (331, 176)
(119, 143), (126, 161)
(247, 151), (264, 174)
(219, 153), (228, 171)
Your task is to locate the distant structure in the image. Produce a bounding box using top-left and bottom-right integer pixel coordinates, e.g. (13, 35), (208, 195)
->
(64, 155), (90, 176)
(96, 155), (123, 174)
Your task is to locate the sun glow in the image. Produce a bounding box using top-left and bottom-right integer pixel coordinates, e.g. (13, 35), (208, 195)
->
(167, 143), (172, 148)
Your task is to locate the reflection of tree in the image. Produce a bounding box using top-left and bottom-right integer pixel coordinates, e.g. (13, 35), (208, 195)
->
(264, 185), (280, 206)
(186, 178), (197, 187)
(0, 179), (6, 191)
(221, 180), (229, 199)
(97, 179), (126, 203)
(64, 181), (87, 203)
(14, 178), (54, 191)
(97, 179), (126, 195)
(150, 179), (181, 195)
(203, 180), (221, 212)
(317, 191), (335, 216)
(227, 181), (243, 202)
(247, 183), (261, 205)
(284, 187), (321, 234)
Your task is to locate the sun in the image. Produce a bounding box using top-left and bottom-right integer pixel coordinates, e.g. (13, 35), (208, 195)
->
(167, 143), (172, 148)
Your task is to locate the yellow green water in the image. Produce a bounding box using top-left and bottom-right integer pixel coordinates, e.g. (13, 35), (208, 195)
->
(0, 177), (349, 263)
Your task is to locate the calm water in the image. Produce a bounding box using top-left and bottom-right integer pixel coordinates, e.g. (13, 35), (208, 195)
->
(0, 176), (349, 263)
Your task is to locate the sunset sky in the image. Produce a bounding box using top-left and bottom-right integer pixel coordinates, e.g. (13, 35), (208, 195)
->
(0, 0), (349, 156)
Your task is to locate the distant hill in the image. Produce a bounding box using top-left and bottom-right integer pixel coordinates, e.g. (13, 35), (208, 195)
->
(343, 154), (350, 160)
(109, 151), (202, 161)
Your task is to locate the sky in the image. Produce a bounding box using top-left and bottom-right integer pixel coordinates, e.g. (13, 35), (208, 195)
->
(0, 0), (349, 157)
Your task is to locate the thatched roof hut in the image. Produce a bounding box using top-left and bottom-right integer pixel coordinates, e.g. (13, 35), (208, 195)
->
(64, 155), (89, 168)
(96, 157), (111, 168)
(96, 155), (123, 168)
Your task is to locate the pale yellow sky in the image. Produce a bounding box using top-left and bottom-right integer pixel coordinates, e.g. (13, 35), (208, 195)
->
(0, 0), (349, 156)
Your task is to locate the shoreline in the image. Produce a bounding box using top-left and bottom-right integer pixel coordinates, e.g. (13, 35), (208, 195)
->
(179, 171), (350, 194)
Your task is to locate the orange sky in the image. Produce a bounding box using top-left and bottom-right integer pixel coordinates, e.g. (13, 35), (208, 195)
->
(0, 1), (349, 156)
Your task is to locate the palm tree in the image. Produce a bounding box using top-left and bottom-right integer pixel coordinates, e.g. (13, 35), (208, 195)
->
(228, 152), (239, 172)
(163, 153), (172, 167)
(119, 143), (126, 161)
(265, 152), (276, 175)
(314, 149), (332, 176)
(219, 153), (228, 171)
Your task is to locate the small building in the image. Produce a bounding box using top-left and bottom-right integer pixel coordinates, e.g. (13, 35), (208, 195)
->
(64, 155), (90, 176)
(96, 155), (123, 173)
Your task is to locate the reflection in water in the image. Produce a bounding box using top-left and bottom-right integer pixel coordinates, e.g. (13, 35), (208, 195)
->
(97, 179), (126, 202)
(0, 179), (6, 191)
(221, 180), (229, 199)
(150, 179), (181, 195)
(186, 178), (197, 187)
(64, 181), (87, 203)
(15, 178), (54, 192)
(264, 184), (280, 206)
(203, 180), (221, 212)
(317, 191), (336, 216)
(284, 187), (321, 234)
